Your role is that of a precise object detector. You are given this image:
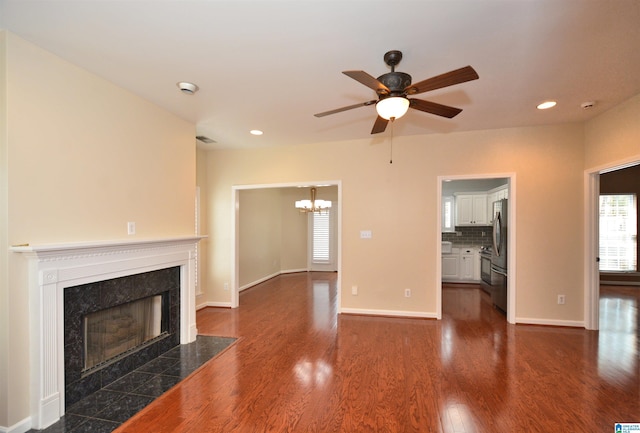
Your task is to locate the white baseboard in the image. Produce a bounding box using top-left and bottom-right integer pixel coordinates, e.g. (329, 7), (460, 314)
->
(0, 417), (31, 433)
(515, 317), (585, 328)
(281, 268), (308, 274)
(239, 268), (328, 291)
(197, 301), (232, 310)
(239, 271), (281, 292)
(340, 308), (437, 319)
(197, 269), (318, 310)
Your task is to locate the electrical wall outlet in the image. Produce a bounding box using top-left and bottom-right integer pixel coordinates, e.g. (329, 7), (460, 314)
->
(404, 288), (411, 298)
(351, 285), (358, 295)
(223, 283), (229, 291)
(558, 295), (565, 305)
(127, 222), (136, 235)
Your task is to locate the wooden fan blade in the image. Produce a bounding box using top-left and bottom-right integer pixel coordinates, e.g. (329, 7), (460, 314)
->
(314, 100), (377, 117)
(371, 116), (389, 134)
(343, 71), (390, 94)
(409, 99), (463, 118)
(405, 66), (479, 95)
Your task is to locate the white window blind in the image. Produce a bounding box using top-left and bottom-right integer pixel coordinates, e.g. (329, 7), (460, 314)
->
(442, 196), (455, 231)
(599, 194), (637, 271)
(312, 211), (331, 264)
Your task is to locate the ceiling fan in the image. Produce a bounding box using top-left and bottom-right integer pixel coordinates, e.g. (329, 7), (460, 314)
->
(314, 50), (479, 134)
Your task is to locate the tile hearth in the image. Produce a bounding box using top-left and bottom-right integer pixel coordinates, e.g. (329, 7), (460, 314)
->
(28, 335), (236, 433)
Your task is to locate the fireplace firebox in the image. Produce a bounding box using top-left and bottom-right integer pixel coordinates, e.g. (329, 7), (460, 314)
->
(83, 294), (166, 371)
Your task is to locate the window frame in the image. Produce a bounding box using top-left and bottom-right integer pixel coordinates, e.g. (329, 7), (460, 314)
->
(599, 193), (637, 272)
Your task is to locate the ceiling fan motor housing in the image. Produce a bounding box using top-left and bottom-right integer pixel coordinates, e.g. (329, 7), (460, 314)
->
(377, 72), (412, 96)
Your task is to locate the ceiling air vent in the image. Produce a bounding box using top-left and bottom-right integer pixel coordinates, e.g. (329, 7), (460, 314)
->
(196, 136), (216, 144)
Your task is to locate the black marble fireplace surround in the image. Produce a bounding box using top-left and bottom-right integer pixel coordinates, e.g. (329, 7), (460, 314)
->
(64, 267), (180, 407)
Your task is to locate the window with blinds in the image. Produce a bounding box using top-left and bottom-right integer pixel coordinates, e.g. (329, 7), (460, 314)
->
(442, 196), (455, 232)
(312, 211), (331, 264)
(599, 194), (637, 271)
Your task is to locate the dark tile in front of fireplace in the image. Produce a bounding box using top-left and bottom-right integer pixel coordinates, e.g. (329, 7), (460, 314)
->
(28, 335), (237, 433)
(133, 374), (182, 398)
(64, 390), (125, 418)
(104, 371), (156, 393)
(92, 394), (155, 424)
(136, 354), (180, 374)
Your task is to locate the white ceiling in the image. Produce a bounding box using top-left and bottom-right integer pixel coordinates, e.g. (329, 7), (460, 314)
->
(2, 0), (639, 150)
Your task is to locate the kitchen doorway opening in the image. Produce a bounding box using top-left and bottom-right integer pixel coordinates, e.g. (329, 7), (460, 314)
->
(437, 174), (516, 324)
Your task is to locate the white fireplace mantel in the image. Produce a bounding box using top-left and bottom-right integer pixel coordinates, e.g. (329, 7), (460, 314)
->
(11, 236), (204, 430)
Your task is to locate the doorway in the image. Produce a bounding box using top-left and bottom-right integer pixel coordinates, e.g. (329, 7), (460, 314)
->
(231, 182), (342, 309)
(585, 159), (640, 330)
(437, 174), (516, 324)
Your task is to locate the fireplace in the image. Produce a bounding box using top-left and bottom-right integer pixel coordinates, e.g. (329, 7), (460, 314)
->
(64, 266), (180, 407)
(11, 236), (202, 430)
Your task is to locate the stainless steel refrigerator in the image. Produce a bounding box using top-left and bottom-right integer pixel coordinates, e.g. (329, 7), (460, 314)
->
(490, 199), (508, 313)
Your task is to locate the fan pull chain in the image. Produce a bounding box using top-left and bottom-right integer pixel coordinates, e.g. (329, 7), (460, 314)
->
(389, 117), (395, 164)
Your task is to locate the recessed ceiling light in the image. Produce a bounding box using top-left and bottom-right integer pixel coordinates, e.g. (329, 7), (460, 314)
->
(177, 82), (199, 95)
(537, 101), (557, 110)
(250, 130), (263, 136)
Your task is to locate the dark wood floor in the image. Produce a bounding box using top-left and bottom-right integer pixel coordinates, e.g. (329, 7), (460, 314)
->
(116, 274), (639, 432)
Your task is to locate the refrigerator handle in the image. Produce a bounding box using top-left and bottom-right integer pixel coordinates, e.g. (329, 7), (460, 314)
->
(492, 212), (501, 256)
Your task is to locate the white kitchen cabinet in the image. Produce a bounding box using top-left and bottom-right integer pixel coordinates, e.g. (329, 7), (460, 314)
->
(460, 252), (475, 280)
(487, 185), (509, 223)
(442, 255), (459, 279)
(442, 247), (481, 283)
(455, 193), (488, 225)
(474, 252), (481, 281)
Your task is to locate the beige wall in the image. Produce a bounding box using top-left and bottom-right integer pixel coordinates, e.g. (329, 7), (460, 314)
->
(239, 188), (283, 287)
(1, 33), (196, 429)
(584, 93), (640, 170)
(280, 188), (309, 272)
(196, 146), (210, 298)
(0, 30), (9, 428)
(201, 123), (588, 321)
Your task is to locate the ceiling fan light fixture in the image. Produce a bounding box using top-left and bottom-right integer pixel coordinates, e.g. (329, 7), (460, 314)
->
(376, 97), (410, 120)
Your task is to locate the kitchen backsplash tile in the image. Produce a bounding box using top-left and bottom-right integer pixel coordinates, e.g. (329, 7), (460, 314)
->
(442, 226), (493, 247)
